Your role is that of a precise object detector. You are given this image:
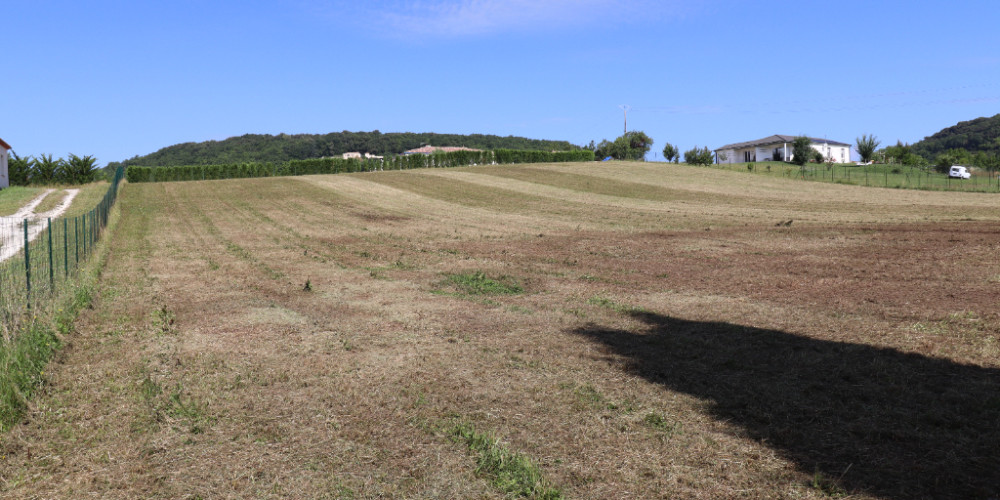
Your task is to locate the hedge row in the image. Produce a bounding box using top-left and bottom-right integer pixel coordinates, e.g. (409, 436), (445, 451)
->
(494, 149), (595, 163)
(125, 149), (596, 183)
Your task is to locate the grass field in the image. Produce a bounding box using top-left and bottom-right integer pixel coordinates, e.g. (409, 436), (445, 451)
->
(0, 187), (45, 216)
(1, 162), (998, 499)
(698, 160), (1000, 192)
(0, 182), (111, 218)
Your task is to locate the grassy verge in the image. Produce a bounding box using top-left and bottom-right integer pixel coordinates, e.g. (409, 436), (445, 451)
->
(61, 181), (112, 218)
(451, 421), (562, 499)
(0, 197), (117, 432)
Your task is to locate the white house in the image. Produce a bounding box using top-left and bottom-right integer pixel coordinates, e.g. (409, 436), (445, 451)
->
(714, 135), (851, 164)
(0, 137), (10, 189)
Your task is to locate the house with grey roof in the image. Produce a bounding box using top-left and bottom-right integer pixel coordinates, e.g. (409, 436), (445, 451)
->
(0, 137), (10, 189)
(714, 135), (851, 164)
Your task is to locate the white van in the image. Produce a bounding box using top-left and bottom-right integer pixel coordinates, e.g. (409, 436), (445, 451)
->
(948, 165), (971, 179)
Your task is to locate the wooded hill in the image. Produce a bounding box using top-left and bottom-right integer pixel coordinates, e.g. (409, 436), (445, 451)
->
(112, 131), (580, 167)
(912, 113), (1000, 158)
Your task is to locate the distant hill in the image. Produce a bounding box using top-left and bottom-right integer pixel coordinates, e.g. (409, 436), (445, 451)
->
(114, 131), (580, 167)
(911, 113), (1000, 158)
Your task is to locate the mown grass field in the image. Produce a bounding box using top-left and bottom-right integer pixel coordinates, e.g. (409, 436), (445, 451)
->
(699, 160), (1000, 192)
(1, 162), (998, 499)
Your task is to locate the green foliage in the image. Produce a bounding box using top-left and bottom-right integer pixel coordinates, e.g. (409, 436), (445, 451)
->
(912, 113), (1000, 159)
(972, 151), (1000, 172)
(792, 136), (813, 166)
(493, 149), (594, 164)
(445, 271), (523, 295)
(32, 154), (63, 184)
(115, 131), (581, 167)
(591, 131), (653, 161)
(683, 146), (713, 166)
(0, 321), (60, 432)
(662, 142), (679, 163)
(125, 149), (594, 183)
(881, 140), (911, 164)
(7, 152), (33, 186)
(452, 422), (563, 499)
(62, 154), (100, 184)
(4, 153), (102, 186)
(856, 134), (880, 163)
(934, 148), (973, 172)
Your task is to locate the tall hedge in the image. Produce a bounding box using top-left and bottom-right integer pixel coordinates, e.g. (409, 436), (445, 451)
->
(126, 149), (594, 183)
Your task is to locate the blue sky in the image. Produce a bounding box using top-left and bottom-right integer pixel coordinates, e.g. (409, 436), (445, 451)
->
(4, 0), (999, 163)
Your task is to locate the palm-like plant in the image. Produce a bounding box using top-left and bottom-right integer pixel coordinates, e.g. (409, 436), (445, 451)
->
(32, 154), (63, 184)
(856, 134), (880, 163)
(7, 152), (34, 186)
(63, 154), (100, 184)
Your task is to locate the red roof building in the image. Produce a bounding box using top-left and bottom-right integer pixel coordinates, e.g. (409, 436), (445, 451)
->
(403, 145), (482, 155)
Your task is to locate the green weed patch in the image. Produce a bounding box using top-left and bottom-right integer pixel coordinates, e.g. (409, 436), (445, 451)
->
(445, 271), (523, 296)
(451, 422), (562, 499)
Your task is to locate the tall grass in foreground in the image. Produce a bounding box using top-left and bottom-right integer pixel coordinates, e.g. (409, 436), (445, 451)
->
(0, 283), (94, 431)
(0, 180), (120, 432)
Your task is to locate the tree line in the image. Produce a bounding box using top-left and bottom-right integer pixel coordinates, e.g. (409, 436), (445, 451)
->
(910, 113), (1000, 159)
(5, 153), (102, 186)
(111, 131), (581, 168)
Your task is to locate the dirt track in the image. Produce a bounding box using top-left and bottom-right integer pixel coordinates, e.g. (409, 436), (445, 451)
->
(0, 189), (80, 262)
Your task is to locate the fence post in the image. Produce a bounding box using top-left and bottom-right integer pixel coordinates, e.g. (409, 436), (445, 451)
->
(64, 218), (68, 278)
(48, 218), (54, 290)
(75, 216), (79, 266)
(24, 219), (31, 309)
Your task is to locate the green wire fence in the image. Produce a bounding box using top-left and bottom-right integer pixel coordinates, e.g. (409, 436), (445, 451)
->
(704, 161), (1000, 192)
(0, 166), (125, 338)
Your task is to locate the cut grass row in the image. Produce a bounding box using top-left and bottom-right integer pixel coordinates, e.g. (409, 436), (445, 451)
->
(2, 165), (998, 498)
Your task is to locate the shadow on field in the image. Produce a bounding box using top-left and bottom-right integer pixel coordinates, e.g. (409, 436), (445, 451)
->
(572, 312), (1000, 500)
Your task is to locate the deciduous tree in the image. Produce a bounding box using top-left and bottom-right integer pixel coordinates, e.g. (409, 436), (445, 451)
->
(662, 142), (679, 163)
(683, 146), (713, 166)
(792, 136), (813, 166)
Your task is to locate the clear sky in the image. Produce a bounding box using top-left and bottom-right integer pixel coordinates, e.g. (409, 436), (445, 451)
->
(4, 0), (999, 164)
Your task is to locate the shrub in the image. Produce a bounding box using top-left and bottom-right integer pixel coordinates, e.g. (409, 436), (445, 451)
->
(683, 146), (713, 166)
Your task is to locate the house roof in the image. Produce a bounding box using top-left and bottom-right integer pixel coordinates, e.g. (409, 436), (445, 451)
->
(715, 135), (849, 151)
(0, 137), (10, 151)
(403, 145), (482, 155)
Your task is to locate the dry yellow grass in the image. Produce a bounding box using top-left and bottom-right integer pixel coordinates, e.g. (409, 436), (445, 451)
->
(1, 162), (998, 499)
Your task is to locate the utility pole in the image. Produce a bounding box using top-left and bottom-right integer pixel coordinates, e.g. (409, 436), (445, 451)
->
(618, 105), (631, 134)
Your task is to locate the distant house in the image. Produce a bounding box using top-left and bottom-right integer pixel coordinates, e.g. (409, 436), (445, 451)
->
(342, 152), (362, 160)
(0, 137), (10, 189)
(714, 135), (851, 164)
(402, 145), (482, 155)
